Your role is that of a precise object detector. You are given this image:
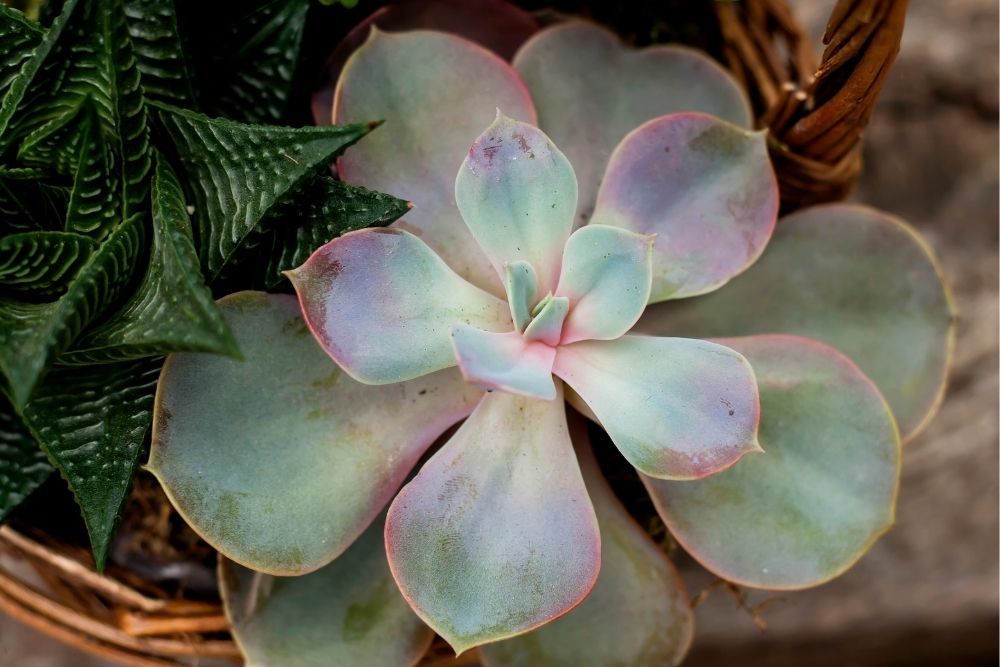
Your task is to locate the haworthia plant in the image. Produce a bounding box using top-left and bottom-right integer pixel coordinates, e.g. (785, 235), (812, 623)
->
(0, 0), (403, 567)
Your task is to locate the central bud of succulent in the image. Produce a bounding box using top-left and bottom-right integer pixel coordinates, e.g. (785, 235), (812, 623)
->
(506, 260), (568, 347)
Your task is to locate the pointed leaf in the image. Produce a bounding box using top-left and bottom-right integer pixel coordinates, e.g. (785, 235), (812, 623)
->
(61, 111), (118, 238)
(385, 387), (600, 654)
(219, 515), (434, 667)
(591, 113), (778, 302)
(0, 392), (51, 522)
(0, 5), (43, 112)
(149, 292), (483, 575)
(554, 335), (760, 480)
(187, 0), (309, 123)
(288, 228), (511, 385)
(313, 0), (538, 124)
(63, 155), (238, 364)
(335, 28), (536, 293)
(456, 113), (577, 293)
(638, 204), (956, 440)
(0, 231), (96, 299)
(556, 224), (653, 344)
(642, 335), (900, 589)
(450, 325), (556, 400)
(20, 357), (161, 570)
(0, 212), (144, 406)
(480, 434), (693, 667)
(151, 102), (371, 279)
(0, 170), (68, 232)
(123, 0), (196, 106)
(513, 21), (752, 221)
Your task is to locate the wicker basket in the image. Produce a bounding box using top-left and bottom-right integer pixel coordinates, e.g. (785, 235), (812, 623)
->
(0, 1), (907, 665)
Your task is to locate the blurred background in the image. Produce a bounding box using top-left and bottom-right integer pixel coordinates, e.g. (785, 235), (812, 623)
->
(0, 0), (996, 665)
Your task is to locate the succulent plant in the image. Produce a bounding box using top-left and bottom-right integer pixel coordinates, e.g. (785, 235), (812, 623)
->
(150, 6), (954, 667)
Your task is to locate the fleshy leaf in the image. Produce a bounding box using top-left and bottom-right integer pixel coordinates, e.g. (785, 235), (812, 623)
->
(643, 335), (900, 589)
(335, 28), (536, 293)
(0, 392), (52, 522)
(123, 0), (197, 107)
(456, 112), (577, 293)
(591, 113), (778, 302)
(0, 169), (67, 232)
(556, 224), (653, 344)
(20, 357), (162, 570)
(513, 21), (752, 221)
(385, 387), (600, 654)
(522, 293), (568, 346)
(220, 515), (433, 667)
(503, 260), (538, 333)
(148, 292), (483, 575)
(288, 228), (511, 385)
(151, 101), (372, 279)
(63, 155), (238, 364)
(480, 430), (693, 667)
(0, 231), (96, 299)
(0, 212), (144, 407)
(637, 204), (955, 440)
(450, 325), (556, 400)
(554, 335), (760, 480)
(313, 0), (537, 124)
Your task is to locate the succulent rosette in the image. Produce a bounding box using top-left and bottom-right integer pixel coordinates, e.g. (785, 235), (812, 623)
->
(149, 5), (954, 667)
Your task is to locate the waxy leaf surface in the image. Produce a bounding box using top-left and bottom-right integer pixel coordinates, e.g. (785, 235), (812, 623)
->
(0, 392), (51, 522)
(556, 224), (653, 344)
(456, 113), (576, 294)
(513, 21), (752, 221)
(450, 325), (556, 400)
(638, 204), (955, 440)
(149, 292), (483, 575)
(385, 387), (600, 654)
(554, 335), (760, 480)
(290, 228), (511, 385)
(643, 335), (900, 589)
(481, 432), (692, 667)
(220, 516), (433, 667)
(592, 113), (777, 302)
(335, 29), (536, 293)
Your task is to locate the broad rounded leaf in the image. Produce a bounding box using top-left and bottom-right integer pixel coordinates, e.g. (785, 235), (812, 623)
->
(592, 113), (778, 302)
(288, 228), (510, 385)
(513, 21), (752, 221)
(385, 387), (600, 654)
(335, 29), (536, 293)
(556, 224), (653, 344)
(554, 335), (760, 480)
(149, 292), (483, 575)
(638, 204), (955, 440)
(220, 515), (433, 667)
(456, 112), (577, 293)
(481, 430), (693, 667)
(450, 325), (556, 400)
(643, 334), (900, 590)
(313, 0), (537, 124)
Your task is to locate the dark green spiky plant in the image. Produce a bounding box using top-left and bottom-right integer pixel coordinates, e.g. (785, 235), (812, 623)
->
(0, 0), (405, 570)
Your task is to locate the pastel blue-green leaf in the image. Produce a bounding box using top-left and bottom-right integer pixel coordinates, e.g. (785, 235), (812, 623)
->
(637, 204), (955, 440)
(481, 431), (693, 667)
(385, 386), (600, 655)
(148, 291), (483, 575)
(643, 334), (900, 589)
(450, 325), (556, 400)
(456, 112), (577, 293)
(219, 515), (433, 667)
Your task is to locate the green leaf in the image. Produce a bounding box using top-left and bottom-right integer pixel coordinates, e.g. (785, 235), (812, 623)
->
(63, 155), (238, 364)
(0, 391), (51, 522)
(247, 176), (409, 289)
(0, 0), (71, 148)
(0, 170), (68, 232)
(123, 0), (196, 107)
(0, 5), (43, 101)
(151, 101), (373, 279)
(0, 230), (96, 298)
(20, 356), (161, 570)
(185, 0), (309, 124)
(0, 212), (144, 407)
(62, 111), (118, 237)
(219, 515), (434, 667)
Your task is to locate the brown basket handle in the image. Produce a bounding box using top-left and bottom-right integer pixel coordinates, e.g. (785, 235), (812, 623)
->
(714, 0), (909, 210)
